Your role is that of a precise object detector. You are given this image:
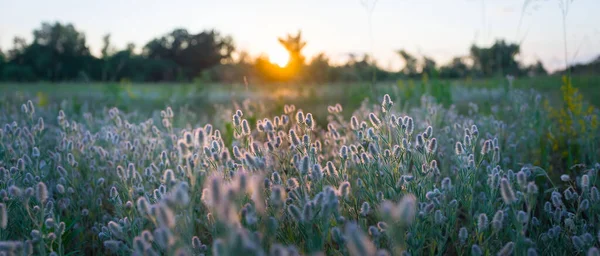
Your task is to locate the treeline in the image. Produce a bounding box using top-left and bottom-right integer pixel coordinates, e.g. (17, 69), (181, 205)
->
(0, 22), (552, 84)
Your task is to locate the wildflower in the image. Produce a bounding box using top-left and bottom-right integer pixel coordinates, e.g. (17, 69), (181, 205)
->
(56, 184), (65, 194)
(271, 186), (285, 206)
(464, 135), (472, 147)
(405, 117), (414, 135)
(287, 205), (302, 222)
(459, 227), (468, 244)
(339, 146), (348, 160)
(244, 153), (257, 168)
(427, 138), (438, 154)
(517, 171), (527, 189)
(367, 128), (376, 140)
(583, 233), (594, 244)
(350, 116), (359, 130)
(108, 221), (123, 238)
(299, 155), (310, 175)
(192, 236), (204, 250)
(497, 242), (514, 256)
(402, 138), (409, 150)
(455, 142), (464, 155)
(478, 213), (488, 232)
(17, 158), (25, 171)
(551, 193), (563, 208)
(345, 223), (376, 256)
(311, 164), (323, 181)
(368, 226), (380, 237)
(396, 194), (417, 225)
(295, 110), (305, 125)
(560, 174), (570, 181)
(517, 211), (528, 223)
(589, 247), (600, 256)
(154, 227), (173, 250)
(582, 175), (590, 191)
(527, 182), (539, 196)
(267, 172), (280, 186)
(36, 182), (48, 203)
(500, 178), (516, 204)
(591, 187), (599, 202)
(305, 113), (315, 130)
(579, 199), (590, 211)
(471, 125), (479, 137)
(339, 182), (351, 199)
(302, 202), (314, 221)
(524, 248), (537, 256)
(368, 143), (379, 155)
(241, 119), (251, 136)
(472, 245), (483, 256)
(289, 129), (301, 147)
(38, 117), (45, 130)
(326, 161), (339, 177)
(173, 184), (190, 206)
(382, 94), (393, 112)
(434, 210), (445, 224)
(302, 134), (310, 146)
(572, 236), (585, 251)
(360, 202), (370, 216)
(155, 204), (175, 228)
(481, 140), (492, 155)
(492, 211), (503, 231)
(103, 240), (122, 253)
(369, 113), (382, 129)
(286, 178), (299, 189)
(441, 177), (452, 190)
(492, 147), (500, 162)
(0, 203), (6, 229)
(32, 147), (40, 158)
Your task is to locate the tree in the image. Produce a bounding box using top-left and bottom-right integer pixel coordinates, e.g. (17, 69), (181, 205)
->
(143, 29), (235, 81)
(305, 53), (331, 84)
(397, 50), (418, 77)
(439, 57), (470, 78)
(277, 30), (307, 80)
(5, 22), (94, 81)
(421, 56), (437, 77)
(100, 34), (116, 81)
(526, 60), (547, 76)
(470, 40), (521, 77)
(0, 48), (4, 78)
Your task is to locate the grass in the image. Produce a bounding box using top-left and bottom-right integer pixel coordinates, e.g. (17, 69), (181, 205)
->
(457, 74), (600, 106)
(0, 75), (598, 255)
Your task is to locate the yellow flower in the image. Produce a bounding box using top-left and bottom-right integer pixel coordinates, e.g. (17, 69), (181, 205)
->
(37, 91), (48, 107)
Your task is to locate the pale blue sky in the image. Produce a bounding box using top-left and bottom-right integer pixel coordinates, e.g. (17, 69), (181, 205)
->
(1, 0), (599, 72)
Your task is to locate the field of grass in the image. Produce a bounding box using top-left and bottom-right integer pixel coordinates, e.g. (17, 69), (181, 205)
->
(0, 76), (599, 255)
(458, 75), (600, 106)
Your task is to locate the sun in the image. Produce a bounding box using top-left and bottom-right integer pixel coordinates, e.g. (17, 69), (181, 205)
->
(268, 46), (290, 68)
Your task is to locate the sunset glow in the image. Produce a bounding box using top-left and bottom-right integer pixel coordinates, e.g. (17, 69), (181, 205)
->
(268, 46), (290, 68)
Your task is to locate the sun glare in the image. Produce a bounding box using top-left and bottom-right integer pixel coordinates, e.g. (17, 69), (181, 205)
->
(268, 47), (290, 68)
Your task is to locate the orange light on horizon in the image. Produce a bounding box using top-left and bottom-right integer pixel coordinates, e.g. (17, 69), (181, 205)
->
(267, 46), (290, 68)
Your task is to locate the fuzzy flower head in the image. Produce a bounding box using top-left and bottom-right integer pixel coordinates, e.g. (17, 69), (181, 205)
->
(381, 94), (393, 113)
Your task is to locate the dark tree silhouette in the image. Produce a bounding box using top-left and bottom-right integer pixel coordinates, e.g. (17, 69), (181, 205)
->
(470, 40), (521, 77)
(397, 50), (418, 77)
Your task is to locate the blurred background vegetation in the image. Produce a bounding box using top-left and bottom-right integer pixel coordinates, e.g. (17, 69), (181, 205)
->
(1, 21), (598, 85)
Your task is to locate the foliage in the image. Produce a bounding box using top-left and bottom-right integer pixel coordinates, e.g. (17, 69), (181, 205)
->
(0, 22), (559, 84)
(0, 23), (233, 83)
(0, 79), (599, 255)
(545, 76), (599, 172)
(470, 40), (522, 77)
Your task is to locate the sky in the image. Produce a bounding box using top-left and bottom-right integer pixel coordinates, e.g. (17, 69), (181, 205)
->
(1, 0), (599, 72)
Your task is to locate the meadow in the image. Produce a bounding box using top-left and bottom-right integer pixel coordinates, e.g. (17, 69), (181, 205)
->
(0, 75), (599, 255)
